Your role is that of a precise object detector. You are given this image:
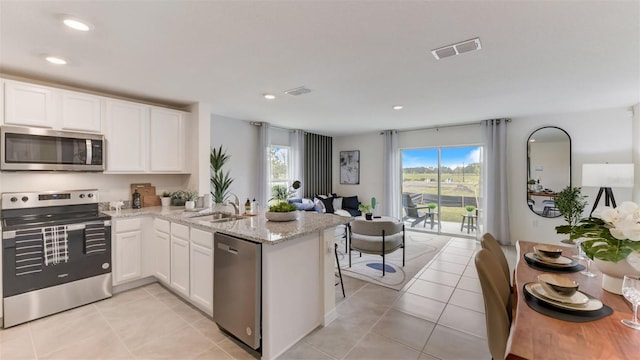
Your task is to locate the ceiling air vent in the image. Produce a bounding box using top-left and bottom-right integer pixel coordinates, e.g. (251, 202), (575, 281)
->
(431, 37), (482, 60)
(285, 86), (311, 96)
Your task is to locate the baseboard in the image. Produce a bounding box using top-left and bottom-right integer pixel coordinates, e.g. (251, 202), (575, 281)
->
(113, 276), (157, 294)
(323, 307), (337, 326)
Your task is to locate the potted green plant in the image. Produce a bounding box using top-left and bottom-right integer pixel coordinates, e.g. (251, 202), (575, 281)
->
(527, 179), (536, 191)
(183, 190), (199, 210)
(161, 191), (171, 207)
(554, 186), (588, 244)
(426, 202), (437, 213)
(465, 205), (476, 215)
(210, 146), (234, 206)
(359, 203), (373, 220)
(265, 181), (301, 222)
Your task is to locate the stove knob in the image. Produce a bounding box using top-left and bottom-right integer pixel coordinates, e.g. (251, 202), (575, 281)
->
(88, 193), (94, 198)
(79, 194), (85, 199)
(10, 196), (18, 202)
(21, 196), (28, 202)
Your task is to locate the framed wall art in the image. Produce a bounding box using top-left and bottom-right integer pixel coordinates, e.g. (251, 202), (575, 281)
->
(340, 150), (360, 184)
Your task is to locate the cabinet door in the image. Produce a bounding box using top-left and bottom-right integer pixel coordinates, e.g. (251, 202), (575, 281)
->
(4, 81), (55, 127)
(113, 231), (142, 285)
(155, 230), (171, 284)
(190, 228), (213, 314)
(149, 108), (184, 172)
(105, 100), (148, 172)
(171, 236), (190, 297)
(62, 90), (102, 132)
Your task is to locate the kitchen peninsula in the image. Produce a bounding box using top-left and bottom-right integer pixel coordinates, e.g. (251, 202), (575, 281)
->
(104, 207), (348, 360)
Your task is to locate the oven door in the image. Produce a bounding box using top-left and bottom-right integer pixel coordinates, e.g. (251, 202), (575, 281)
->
(2, 220), (112, 297)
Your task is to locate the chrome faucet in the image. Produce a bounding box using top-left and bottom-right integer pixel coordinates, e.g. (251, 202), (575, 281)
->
(224, 193), (240, 215)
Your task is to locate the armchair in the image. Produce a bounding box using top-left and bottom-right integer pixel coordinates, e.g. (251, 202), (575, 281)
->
(349, 219), (405, 276)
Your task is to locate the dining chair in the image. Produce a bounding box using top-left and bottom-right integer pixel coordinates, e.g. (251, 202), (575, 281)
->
(349, 219), (405, 276)
(475, 249), (512, 360)
(480, 232), (511, 286)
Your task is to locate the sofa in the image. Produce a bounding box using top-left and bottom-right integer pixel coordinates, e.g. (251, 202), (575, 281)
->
(289, 194), (361, 216)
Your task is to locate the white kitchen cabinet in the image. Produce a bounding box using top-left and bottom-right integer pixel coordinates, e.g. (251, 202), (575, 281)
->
(105, 99), (148, 172)
(149, 108), (184, 172)
(153, 218), (171, 285)
(170, 223), (190, 297)
(61, 90), (102, 132)
(189, 228), (213, 315)
(3, 80), (56, 128)
(112, 218), (142, 285)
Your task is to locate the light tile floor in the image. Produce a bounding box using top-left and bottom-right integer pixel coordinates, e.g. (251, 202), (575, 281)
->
(0, 235), (517, 360)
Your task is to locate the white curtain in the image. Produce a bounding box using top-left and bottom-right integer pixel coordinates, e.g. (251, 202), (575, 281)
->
(383, 130), (401, 218)
(289, 129), (305, 197)
(257, 122), (271, 208)
(482, 119), (511, 245)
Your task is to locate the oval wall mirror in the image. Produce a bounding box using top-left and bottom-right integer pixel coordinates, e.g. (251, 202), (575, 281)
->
(526, 126), (571, 218)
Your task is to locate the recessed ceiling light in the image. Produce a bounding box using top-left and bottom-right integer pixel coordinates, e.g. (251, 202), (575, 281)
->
(63, 17), (93, 31)
(45, 56), (67, 65)
(392, 105), (403, 110)
(263, 93), (276, 100)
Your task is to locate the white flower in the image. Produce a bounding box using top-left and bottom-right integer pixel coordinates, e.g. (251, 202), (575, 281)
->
(593, 201), (640, 241)
(594, 206), (620, 224)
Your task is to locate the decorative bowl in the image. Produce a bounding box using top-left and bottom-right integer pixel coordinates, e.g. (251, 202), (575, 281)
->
(265, 211), (299, 222)
(534, 244), (563, 259)
(538, 273), (579, 297)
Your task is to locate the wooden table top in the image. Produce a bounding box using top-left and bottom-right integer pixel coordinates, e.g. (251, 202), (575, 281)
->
(506, 241), (640, 360)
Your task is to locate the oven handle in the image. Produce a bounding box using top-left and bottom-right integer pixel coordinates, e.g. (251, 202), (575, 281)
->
(2, 220), (111, 240)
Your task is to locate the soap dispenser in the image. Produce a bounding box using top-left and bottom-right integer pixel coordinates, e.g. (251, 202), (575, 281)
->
(132, 189), (142, 209)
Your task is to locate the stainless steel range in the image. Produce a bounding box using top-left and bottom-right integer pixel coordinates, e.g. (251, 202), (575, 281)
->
(1, 189), (112, 328)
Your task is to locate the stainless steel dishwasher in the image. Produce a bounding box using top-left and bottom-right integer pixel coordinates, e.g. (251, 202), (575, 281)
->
(213, 232), (262, 350)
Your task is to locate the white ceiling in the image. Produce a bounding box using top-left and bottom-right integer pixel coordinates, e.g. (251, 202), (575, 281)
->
(1, 1), (638, 136)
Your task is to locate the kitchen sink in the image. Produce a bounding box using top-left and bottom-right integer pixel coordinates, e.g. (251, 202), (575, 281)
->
(193, 212), (246, 223)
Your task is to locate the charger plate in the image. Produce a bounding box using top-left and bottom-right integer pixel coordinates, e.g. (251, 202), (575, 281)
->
(523, 283), (612, 323)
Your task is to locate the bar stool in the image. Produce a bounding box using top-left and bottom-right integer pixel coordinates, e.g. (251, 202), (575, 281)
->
(334, 243), (345, 297)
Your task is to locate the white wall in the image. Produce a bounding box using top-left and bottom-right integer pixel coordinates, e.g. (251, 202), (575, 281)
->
(633, 103), (640, 202)
(333, 132), (382, 207)
(210, 114), (259, 203)
(508, 107), (633, 244)
(0, 172), (190, 203)
(333, 107), (635, 245)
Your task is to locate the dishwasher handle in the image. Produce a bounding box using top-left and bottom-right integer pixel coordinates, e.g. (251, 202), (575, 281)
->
(217, 242), (238, 254)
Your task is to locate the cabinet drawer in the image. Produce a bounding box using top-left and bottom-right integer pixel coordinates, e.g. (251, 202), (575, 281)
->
(115, 218), (141, 233)
(190, 228), (213, 249)
(171, 223), (189, 239)
(154, 218), (170, 233)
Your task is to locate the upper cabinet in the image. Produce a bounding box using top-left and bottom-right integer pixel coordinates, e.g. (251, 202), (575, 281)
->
(2, 78), (189, 174)
(4, 80), (56, 128)
(61, 90), (102, 132)
(104, 100), (187, 173)
(105, 99), (149, 172)
(149, 108), (185, 172)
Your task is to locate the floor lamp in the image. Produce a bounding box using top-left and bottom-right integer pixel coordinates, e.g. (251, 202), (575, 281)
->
(582, 164), (635, 216)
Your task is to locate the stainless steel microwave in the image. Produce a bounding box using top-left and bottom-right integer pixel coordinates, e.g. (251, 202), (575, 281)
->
(1, 126), (105, 171)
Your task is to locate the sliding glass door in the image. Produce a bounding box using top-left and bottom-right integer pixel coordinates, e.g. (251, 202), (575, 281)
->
(401, 145), (482, 236)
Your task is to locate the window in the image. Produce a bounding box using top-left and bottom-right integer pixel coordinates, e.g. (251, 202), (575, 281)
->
(268, 145), (292, 195)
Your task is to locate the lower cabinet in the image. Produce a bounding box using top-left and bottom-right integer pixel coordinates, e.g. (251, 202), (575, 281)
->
(170, 223), (190, 297)
(113, 218), (143, 285)
(190, 228), (213, 315)
(154, 219), (171, 285)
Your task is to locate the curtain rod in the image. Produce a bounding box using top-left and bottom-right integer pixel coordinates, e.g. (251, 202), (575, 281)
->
(382, 118), (511, 134)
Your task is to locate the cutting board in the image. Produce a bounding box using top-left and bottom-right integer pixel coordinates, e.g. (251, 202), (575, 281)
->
(131, 183), (158, 207)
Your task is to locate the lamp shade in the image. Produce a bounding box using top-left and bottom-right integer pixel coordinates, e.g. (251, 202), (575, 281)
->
(581, 164), (634, 188)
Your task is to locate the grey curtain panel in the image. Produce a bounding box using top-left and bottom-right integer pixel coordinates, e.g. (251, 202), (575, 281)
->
(383, 130), (401, 218)
(290, 129), (305, 197)
(304, 133), (332, 198)
(482, 119), (511, 245)
(258, 122), (271, 207)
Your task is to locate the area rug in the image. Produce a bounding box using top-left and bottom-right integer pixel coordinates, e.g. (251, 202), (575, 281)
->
(335, 230), (452, 290)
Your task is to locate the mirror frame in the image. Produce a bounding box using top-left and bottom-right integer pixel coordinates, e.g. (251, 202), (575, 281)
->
(526, 126), (571, 218)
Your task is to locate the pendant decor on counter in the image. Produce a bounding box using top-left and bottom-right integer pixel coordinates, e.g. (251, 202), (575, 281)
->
(265, 211), (299, 222)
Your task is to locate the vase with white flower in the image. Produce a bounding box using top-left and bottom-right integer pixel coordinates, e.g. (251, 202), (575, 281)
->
(569, 201), (640, 294)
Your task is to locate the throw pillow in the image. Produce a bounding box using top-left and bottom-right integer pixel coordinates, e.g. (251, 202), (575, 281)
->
(313, 198), (326, 212)
(320, 197), (335, 213)
(293, 202), (315, 211)
(287, 197), (303, 204)
(342, 196), (359, 210)
(332, 197), (343, 211)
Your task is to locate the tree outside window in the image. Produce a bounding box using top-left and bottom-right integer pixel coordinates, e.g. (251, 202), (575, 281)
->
(269, 146), (291, 196)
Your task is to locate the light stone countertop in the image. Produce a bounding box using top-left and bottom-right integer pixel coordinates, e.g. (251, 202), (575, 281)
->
(102, 206), (349, 245)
